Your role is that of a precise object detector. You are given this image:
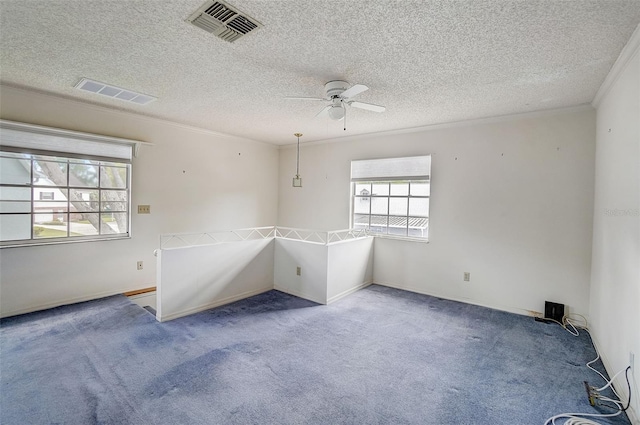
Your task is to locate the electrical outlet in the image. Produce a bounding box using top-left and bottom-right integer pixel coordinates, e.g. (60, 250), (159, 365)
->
(138, 205), (151, 214)
(631, 352), (635, 372)
(463, 272), (470, 282)
(296, 266), (301, 276)
(137, 261), (143, 270)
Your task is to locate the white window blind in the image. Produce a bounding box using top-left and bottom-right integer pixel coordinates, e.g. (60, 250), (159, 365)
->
(0, 120), (144, 162)
(351, 155), (431, 181)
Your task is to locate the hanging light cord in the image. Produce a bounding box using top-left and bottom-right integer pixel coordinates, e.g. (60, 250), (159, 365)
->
(295, 133), (301, 176)
(294, 132), (302, 178)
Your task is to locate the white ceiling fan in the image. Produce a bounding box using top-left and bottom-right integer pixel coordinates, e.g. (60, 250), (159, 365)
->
(286, 81), (386, 125)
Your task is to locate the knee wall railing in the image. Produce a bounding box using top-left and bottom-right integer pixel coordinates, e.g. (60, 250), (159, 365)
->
(156, 226), (374, 321)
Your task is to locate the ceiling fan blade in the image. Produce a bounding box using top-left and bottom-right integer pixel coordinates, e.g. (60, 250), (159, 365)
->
(349, 101), (386, 113)
(340, 84), (368, 99)
(285, 96), (326, 101)
(315, 105), (331, 117)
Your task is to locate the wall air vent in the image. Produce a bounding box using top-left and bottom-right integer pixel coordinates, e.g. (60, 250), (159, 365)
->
(74, 78), (157, 105)
(187, 0), (263, 43)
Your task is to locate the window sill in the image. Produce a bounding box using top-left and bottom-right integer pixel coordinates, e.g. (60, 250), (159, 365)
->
(0, 235), (131, 249)
(373, 234), (430, 243)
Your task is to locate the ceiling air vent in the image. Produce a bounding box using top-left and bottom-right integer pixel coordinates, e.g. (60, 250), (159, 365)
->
(187, 0), (262, 43)
(74, 78), (157, 105)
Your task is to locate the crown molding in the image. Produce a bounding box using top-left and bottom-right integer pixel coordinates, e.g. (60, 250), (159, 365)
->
(0, 83), (276, 149)
(278, 103), (594, 149)
(592, 23), (640, 108)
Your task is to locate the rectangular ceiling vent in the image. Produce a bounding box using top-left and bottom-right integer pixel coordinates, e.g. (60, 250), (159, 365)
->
(74, 78), (157, 105)
(187, 0), (263, 43)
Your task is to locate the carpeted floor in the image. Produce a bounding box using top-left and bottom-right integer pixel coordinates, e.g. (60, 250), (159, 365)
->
(0, 285), (631, 424)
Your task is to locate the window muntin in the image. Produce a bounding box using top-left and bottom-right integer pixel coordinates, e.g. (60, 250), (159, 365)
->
(352, 180), (430, 238)
(351, 155), (431, 240)
(0, 151), (130, 245)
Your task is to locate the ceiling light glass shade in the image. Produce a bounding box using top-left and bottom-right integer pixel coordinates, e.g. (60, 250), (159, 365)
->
(328, 105), (345, 121)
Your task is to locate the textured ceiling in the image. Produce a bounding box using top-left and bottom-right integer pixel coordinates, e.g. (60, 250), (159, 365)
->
(1, 0), (639, 145)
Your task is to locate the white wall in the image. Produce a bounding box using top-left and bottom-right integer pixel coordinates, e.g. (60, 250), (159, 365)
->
(278, 108), (596, 317)
(590, 27), (640, 421)
(326, 237), (374, 303)
(157, 239), (274, 321)
(274, 238), (328, 304)
(0, 85), (279, 317)
(273, 236), (374, 305)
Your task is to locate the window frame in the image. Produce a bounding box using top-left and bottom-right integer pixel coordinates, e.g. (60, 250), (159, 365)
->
(350, 156), (431, 242)
(0, 119), (143, 248)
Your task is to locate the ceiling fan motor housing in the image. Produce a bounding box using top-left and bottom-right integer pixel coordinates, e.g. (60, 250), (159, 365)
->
(325, 80), (349, 98)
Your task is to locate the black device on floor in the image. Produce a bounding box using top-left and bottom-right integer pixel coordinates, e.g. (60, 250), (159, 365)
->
(544, 301), (565, 322)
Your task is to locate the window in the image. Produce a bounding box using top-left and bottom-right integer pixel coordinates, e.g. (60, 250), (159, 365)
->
(351, 156), (431, 239)
(0, 120), (141, 247)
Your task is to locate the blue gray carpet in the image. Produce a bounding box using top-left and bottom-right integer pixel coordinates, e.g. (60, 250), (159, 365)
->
(0, 285), (630, 424)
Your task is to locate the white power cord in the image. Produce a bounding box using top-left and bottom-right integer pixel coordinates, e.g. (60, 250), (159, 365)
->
(542, 315), (631, 425)
(559, 417), (618, 425)
(544, 410), (623, 425)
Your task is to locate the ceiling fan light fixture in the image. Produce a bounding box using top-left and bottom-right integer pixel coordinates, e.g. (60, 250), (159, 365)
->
(328, 105), (345, 121)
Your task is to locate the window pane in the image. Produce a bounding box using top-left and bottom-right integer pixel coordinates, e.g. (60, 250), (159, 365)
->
(0, 186), (30, 201)
(388, 216), (408, 236)
(69, 214), (99, 236)
(69, 162), (99, 188)
(355, 183), (371, 196)
(102, 201), (128, 212)
(69, 189), (99, 211)
(0, 156), (31, 185)
(0, 201), (30, 213)
(34, 188), (67, 202)
(390, 182), (408, 196)
(408, 217), (429, 237)
(101, 190), (127, 202)
(33, 160), (67, 187)
(0, 214), (31, 241)
(353, 197), (370, 214)
(100, 165), (127, 189)
(369, 215), (388, 234)
(389, 198), (407, 216)
(371, 197), (388, 214)
(353, 213), (369, 227)
(34, 213), (68, 238)
(102, 213), (128, 234)
(33, 188), (67, 205)
(410, 181), (430, 196)
(409, 198), (429, 217)
(371, 183), (389, 196)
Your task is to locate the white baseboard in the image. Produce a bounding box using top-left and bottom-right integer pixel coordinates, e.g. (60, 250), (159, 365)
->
(374, 281), (537, 318)
(327, 281), (372, 304)
(156, 286), (273, 322)
(273, 284), (326, 305)
(0, 285), (155, 318)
